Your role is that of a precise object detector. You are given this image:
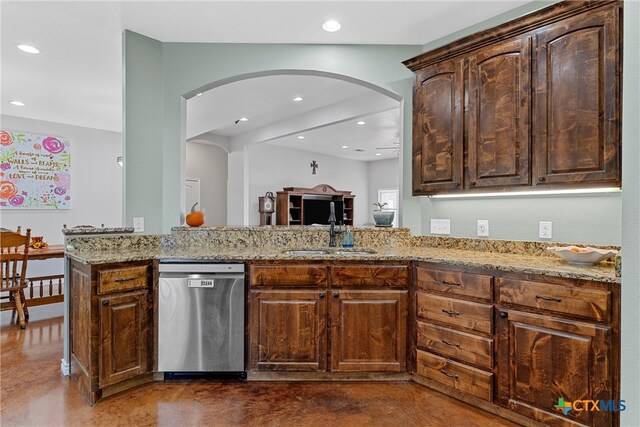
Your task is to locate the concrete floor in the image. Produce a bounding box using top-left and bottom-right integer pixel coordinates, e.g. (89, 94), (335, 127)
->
(0, 316), (517, 427)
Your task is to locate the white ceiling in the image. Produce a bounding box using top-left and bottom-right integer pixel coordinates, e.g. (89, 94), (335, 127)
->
(186, 73), (401, 161)
(1, 0), (533, 160)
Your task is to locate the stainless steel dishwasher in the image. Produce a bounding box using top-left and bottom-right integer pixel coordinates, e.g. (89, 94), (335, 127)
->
(158, 261), (245, 378)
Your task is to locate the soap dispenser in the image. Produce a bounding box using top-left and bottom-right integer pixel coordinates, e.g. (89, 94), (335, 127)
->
(342, 226), (354, 248)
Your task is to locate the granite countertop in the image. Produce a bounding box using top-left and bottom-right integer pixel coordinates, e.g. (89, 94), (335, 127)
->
(66, 245), (619, 284)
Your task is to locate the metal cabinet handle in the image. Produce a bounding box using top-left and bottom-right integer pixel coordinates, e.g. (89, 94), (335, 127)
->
(441, 339), (461, 348)
(535, 295), (562, 303)
(441, 309), (461, 317)
(499, 311), (508, 319)
(440, 369), (459, 379)
(333, 292), (339, 299)
(441, 280), (461, 287)
(319, 292), (325, 299)
(114, 277), (136, 282)
(538, 176), (546, 182)
(102, 300), (109, 306)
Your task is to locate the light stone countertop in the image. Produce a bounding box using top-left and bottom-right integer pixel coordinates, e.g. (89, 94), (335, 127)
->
(66, 244), (619, 284)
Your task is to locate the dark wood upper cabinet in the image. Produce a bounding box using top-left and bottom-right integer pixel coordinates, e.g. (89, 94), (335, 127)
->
(404, 1), (622, 195)
(413, 59), (464, 194)
(467, 36), (532, 189)
(534, 5), (621, 187)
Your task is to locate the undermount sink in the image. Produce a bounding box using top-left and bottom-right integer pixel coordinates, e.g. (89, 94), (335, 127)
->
(332, 250), (376, 255)
(283, 249), (377, 256)
(284, 250), (330, 255)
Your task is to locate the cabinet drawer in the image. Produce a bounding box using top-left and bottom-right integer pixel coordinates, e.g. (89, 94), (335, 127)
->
(416, 267), (493, 301)
(97, 266), (148, 294)
(417, 293), (493, 334)
(417, 321), (493, 370)
(332, 265), (409, 288)
(250, 265), (327, 287)
(416, 350), (493, 401)
(498, 278), (611, 322)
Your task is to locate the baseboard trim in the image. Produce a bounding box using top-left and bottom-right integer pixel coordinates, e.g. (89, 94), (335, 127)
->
(60, 359), (70, 376)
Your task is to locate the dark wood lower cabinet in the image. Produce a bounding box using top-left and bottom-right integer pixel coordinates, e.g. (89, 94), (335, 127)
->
(330, 290), (407, 372)
(496, 309), (613, 427)
(248, 262), (410, 375)
(250, 290), (327, 371)
(69, 259), (154, 405)
(99, 292), (149, 388)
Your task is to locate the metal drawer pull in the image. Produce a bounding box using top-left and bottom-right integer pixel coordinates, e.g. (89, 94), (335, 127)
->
(440, 369), (459, 379)
(441, 339), (461, 348)
(535, 295), (562, 303)
(441, 309), (461, 317)
(114, 277), (137, 282)
(441, 280), (461, 287)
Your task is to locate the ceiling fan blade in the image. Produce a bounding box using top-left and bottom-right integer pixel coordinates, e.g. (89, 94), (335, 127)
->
(376, 147), (398, 150)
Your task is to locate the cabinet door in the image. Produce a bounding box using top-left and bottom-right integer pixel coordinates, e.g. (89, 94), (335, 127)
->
(330, 290), (407, 372)
(534, 4), (620, 187)
(413, 59), (464, 194)
(99, 291), (150, 388)
(496, 309), (612, 427)
(250, 290), (327, 371)
(467, 36), (532, 188)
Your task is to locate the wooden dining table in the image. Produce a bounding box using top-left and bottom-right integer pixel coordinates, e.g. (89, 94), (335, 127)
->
(19, 245), (65, 260)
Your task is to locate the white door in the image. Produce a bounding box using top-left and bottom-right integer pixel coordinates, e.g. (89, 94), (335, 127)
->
(185, 178), (201, 214)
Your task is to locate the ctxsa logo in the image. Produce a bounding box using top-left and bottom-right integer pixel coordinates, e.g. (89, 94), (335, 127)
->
(554, 398), (626, 416)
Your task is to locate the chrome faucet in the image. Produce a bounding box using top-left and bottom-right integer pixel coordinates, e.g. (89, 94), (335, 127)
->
(328, 201), (340, 247)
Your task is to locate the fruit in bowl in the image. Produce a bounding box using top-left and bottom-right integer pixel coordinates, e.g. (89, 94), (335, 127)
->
(547, 246), (618, 265)
(30, 236), (48, 249)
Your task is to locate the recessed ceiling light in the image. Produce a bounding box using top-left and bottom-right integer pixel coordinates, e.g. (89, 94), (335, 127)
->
(341, 145), (349, 149)
(375, 153), (382, 156)
(357, 121), (366, 125)
(322, 20), (342, 32)
(196, 93), (203, 97)
(17, 44), (39, 54)
(9, 100), (26, 107)
(293, 97), (303, 102)
(239, 117), (248, 121)
(297, 135), (305, 140)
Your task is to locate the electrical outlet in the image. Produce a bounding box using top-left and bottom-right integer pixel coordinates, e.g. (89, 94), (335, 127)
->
(133, 217), (144, 232)
(430, 219), (451, 235)
(477, 220), (489, 237)
(539, 221), (552, 239)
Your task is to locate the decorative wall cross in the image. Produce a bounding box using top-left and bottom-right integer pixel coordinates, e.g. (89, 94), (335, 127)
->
(310, 160), (319, 175)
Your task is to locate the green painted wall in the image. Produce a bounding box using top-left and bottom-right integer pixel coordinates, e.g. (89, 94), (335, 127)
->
(123, 31), (164, 233)
(125, 40), (423, 232)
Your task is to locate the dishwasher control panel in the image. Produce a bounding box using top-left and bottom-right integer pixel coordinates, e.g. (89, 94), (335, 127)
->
(159, 262), (244, 274)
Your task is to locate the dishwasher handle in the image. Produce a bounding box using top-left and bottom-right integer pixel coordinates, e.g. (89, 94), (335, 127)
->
(160, 272), (245, 281)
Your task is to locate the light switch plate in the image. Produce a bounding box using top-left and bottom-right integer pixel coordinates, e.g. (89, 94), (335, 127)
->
(133, 217), (144, 232)
(430, 219), (451, 235)
(477, 220), (489, 237)
(539, 221), (552, 239)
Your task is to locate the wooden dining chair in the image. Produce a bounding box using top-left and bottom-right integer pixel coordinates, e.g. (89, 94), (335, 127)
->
(1, 228), (31, 329)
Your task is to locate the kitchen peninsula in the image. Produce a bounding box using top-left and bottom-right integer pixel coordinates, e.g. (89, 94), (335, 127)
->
(65, 226), (620, 427)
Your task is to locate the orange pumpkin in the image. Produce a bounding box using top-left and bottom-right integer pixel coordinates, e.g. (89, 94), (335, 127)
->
(186, 202), (205, 227)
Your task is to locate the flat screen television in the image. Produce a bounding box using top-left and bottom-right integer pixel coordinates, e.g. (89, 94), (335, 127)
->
(303, 196), (343, 226)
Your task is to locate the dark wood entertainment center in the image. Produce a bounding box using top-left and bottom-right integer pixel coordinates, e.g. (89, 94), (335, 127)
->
(275, 184), (354, 226)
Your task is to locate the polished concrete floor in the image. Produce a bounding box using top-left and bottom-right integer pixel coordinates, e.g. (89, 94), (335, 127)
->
(1, 316), (517, 427)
